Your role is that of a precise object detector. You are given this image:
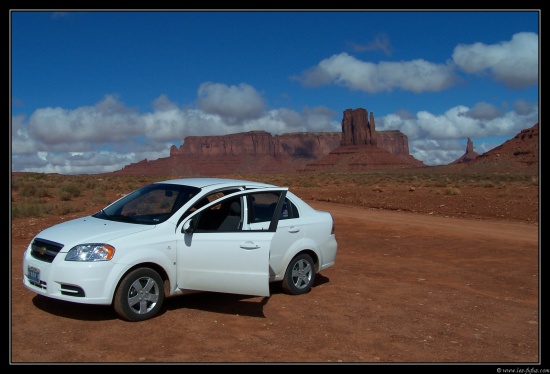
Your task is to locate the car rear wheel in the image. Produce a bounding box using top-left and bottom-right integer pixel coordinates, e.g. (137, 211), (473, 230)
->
(282, 253), (315, 295)
(113, 267), (165, 322)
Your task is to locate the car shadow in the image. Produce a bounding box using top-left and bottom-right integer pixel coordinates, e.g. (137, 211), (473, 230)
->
(30, 274), (331, 321)
(164, 274), (330, 318)
(31, 295), (117, 321)
(165, 292), (270, 318)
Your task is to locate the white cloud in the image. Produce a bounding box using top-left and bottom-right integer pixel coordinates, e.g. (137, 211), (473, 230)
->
(348, 33), (393, 56)
(514, 99), (538, 116)
(152, 94), (179, 111)
(11, 31), (539, 176)
(296, 53), (460, 93)
(463, 102), (502, 121)
(12, 91), (538, 173)
(11, 84), (342, 174)
(296, 32), (538, 94)
(27, 95), (145, 147)
(378, 101), (538, 165)
(196, 82), (266, 124)
(452, 32), (539, 89)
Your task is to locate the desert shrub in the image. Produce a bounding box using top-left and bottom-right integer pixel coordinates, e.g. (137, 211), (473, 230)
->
(20, 172), (49, 181)
(267, 177), (284, 185)
(435, 175), (452, 187)
(94, 183), (110, 195)
(496, 190), (508, 198)
(56, 183), (82, 201)
(55, 202), (85, 215)
(18, 183), (38, 198)
(11, 178), (21, 191)
(444, 188), (461, 196)
(119, 180), (141, 192)
(497, 181), (509, 189)
(87, 184), (115, 199)
(12, 201), (52, 218)
(480, 180), (495, 188)
(18, 183), (52, 199)
(301, 181), (319, 188)
(83, 178), (102, 190)
(402, 175), (417, 182)
(10, 170), (538, 219)
(89, 193), (114, 207)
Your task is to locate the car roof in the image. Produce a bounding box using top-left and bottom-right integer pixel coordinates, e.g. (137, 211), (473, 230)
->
(155, 177), (277, 189)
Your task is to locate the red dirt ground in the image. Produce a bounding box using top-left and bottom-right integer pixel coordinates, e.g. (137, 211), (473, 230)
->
(10, 183), (540, 365)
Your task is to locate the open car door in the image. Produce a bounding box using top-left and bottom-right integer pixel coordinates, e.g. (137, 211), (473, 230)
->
(175, 187), (287, 297)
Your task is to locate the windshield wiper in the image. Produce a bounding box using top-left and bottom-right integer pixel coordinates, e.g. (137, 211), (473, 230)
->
(106, 214), (137, 223)
(92, 209), (108, 218)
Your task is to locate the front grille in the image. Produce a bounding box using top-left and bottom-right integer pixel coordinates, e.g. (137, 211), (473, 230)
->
(31, 238), (64, 263)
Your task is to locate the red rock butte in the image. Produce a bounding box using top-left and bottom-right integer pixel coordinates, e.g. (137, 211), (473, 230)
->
(450, 137), (480, 164)
(113, 108), (424, 176)
(111, 108), (538, 176)
(449, 122), (539, 173)
(303, 108), (425, 172)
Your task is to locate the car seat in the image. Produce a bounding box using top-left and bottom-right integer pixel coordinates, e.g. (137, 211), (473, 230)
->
(218, 201), (241, 231)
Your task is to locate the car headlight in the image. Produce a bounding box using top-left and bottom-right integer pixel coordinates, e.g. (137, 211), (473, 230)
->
(65, 244), (116, 262)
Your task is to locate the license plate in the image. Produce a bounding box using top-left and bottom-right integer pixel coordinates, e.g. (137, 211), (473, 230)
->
(27, 266), (40, 283)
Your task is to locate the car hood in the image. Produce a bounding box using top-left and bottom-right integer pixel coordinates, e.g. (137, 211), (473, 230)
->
(34, 216), (156, 251)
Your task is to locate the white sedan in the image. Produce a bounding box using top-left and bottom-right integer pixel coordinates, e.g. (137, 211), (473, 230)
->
(22, 178), (338, 321)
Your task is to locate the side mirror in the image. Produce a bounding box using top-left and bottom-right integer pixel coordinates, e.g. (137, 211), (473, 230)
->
(182, 219), (194, 234)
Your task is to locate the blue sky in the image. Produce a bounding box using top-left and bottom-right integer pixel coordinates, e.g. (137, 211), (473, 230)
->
(10, 10), (539, 174)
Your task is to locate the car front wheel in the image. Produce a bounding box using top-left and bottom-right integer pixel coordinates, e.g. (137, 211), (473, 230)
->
(113, 267), (165, 322)
(281, 253), (315, 295)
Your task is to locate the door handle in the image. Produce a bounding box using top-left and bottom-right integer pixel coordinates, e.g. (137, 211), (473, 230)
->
(240, 241), (260, 250)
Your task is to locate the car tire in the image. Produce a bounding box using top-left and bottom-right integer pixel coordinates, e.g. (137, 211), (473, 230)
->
(113, 267), (165, 322)
(281, 253), (315, 295)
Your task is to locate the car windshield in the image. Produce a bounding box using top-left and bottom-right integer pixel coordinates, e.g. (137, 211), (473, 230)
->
(92, 183), (201, 225)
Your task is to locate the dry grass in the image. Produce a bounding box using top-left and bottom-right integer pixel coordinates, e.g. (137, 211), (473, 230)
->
(11, 171), (538, 219)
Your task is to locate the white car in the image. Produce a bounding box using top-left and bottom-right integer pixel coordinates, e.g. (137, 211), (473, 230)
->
(22, 178), (338, 321)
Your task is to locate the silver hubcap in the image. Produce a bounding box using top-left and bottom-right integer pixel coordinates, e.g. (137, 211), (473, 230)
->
(128, 277), (160, 314)
(291, 259), (312, 289)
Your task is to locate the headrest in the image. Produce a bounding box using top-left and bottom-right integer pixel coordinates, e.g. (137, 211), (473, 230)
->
(229, 201), (240, 215)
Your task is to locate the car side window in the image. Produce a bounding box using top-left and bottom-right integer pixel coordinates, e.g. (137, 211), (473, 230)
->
(194, 197), (243, 232)
(248, 192), (281, 224)
(178, 188), (241, 226)
(279, 198), (299, 220)
(184, 189), (286, 233)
